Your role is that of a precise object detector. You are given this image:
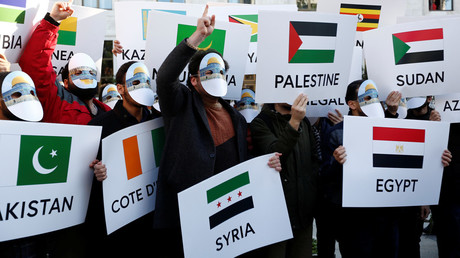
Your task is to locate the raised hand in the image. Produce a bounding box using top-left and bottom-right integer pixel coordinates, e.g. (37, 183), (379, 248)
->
(188, 5), (216, 48)
(50, 0), (74, 22)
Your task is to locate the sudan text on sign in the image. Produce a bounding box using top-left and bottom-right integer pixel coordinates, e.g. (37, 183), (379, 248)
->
(275, 73), (340, 88)
(376, 179), (418, 192)
(396, 71), (444, 87)
(215, 222), (256, 251)
(0, 196), (73, 221)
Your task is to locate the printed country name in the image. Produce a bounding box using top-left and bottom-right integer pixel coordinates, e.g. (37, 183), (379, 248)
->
(151, 68), (237, 87)
(0, 196), (73, 221)
(396, 71), (444, 87)
(376, 179), (418, 193)
(52, 50), (75, 76)
(111, 181), (156, 213)
(443, 100), (460, 112)
(307, 98), (345, 106)
(1, 34), (22, 50)
(275, 73), (340, 88)
(121, 49), (146, 61)
(215, 222), (255, 251)
(248, 52), (257, 63)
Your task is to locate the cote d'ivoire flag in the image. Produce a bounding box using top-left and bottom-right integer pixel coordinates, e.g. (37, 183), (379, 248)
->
(339, 3), (381, 32)
(17, 135), (72, 186)
(207, 171), (254, 229)
(176, 24), (226, 55)
(372, 127), (425, 169)
(288, 21), (337, 64)
(122, 128), (165, 180)
(393, 28), (444, 65)
(57, 17), (77, 46)
(0, 0), (26, 24)
(229, 15), (258, 43)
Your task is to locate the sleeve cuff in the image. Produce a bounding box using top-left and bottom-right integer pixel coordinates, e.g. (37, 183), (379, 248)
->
(44, 12), (60, 27)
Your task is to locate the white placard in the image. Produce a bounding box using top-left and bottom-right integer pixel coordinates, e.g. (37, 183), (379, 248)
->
(114, 1), (204, 70)
(434, 93), (460, 123)
(342, 116), (449, 207)
(363, 18), (460, 99)
(316, 0), (407, 48)
(50, 4), (106, 81)
(102, 118), (164, 235)
(178, 154), (292, 258)
(209, 4), (297, 75)
(144, 10), (251, 100)
(0, 120), (101, 242)
(255, 11), (356, 104)
(0, 0), (48, 62)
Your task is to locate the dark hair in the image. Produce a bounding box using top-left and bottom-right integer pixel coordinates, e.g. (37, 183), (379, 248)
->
(61, 62), (69, 82)
(116, 61), (137, 85)
(345, 79), (364, 103)
(186, 49), (229, 89)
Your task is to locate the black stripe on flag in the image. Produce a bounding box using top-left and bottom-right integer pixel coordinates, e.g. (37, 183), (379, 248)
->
(290, 21), (337, 37)
(397, 50), (444, 65)
(209, 196), (254, 230)
(361, 18), (379, 24)
(373, 154), (424, 169)
(340, 3), (382, 10)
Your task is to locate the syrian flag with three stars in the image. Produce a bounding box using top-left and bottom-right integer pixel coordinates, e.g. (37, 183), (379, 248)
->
(178, 154), (292, 258)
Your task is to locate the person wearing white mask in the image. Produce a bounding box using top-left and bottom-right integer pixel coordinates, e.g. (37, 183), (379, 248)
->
(100, 84), (122, 110)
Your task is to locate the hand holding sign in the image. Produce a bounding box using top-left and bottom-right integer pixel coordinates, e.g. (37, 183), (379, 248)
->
(188, 5), (216, 48)
(289, 93), (308, 130)
(385, 91), (402, 116)
(51, 0), (74, 22)
(0, 54), (10, 73)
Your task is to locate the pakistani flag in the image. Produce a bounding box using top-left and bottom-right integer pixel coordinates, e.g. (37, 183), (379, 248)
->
(176, 24), (226, 55)
(17, 135), (72, 186)
(288, 21), (337, 63)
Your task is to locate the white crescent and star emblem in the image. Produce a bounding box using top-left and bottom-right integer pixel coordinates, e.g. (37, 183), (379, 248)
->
(32, 146), (58, 175)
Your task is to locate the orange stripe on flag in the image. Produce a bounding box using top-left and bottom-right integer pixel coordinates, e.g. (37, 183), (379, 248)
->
(123, 136), (142, 180)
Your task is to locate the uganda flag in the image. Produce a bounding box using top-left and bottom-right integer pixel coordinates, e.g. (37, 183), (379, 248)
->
(229, 15), (258, 43)
(392, 28), (444, 65)
(176, 24), (226, 55)
(288, 21), (337, 63)
(207, 171), (254, 229)
(372, 127), (425, 169)
(0, 0), (26, 24)
(57, 17), (77, 46)
(339, 3), (381, 32)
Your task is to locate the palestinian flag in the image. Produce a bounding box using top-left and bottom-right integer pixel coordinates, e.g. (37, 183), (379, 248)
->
(288, 21), (337, 64)
(207, 171), (254, 229)
(372, 127), (425, 169)
(392, 28), (444, 65)
(0, 0), (26, 24)
(229, 14), (258, 42)
(176, 24), (226, 55)
(340, 3), (381, 32)
(57, 17), (77, 46)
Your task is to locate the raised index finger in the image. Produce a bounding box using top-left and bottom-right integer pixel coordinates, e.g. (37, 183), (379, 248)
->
(202, 4), (209, 17)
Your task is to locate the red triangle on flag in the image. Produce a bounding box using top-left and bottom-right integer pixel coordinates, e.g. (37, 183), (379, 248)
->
(289, 22), (303, 63)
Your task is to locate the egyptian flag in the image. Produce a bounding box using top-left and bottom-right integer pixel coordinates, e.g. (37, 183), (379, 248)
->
(372, 127), (425, 169)
(288, 21), (337, 64)
(393, 28), (444, 65)
(339, 3), (381, 32)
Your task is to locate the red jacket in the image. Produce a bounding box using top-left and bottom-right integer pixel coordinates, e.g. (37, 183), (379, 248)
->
(18, 16), (111, 125)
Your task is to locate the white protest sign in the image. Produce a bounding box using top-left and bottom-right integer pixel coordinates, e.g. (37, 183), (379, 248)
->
(50, 4), (106, 81)
(178, 154), (292, 258)
(102, 118), (164, 235)
(316, 0), (407, 48)
(342, 116), (449, 207)
(397, 15), (460, 24)
(114, 2), (204, 70)
(209, 4), (297, 75)
(0, 121), (101, 242)
(0, 0), (48, 62)
(255, 11), (356, 104)
(363, 18), (460, 99)
(144, 10), (251, 100)
(434, 93), (460, 123)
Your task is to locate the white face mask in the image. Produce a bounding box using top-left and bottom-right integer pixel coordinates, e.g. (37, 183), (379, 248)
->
(68, 53), (98, 89)
(101, 84), (122, 109)
(358, 80), (384, 118)
(125, 63), (155, 107)
(198, 53), (227, 97)
(1, 71), (43, 121)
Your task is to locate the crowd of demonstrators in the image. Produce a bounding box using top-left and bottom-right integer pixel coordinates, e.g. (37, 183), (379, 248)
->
(0, 1), (459, 257)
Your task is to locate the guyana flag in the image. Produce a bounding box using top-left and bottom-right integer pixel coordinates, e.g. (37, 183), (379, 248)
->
(57, 17), (78, 46)
(340, 3), (381, 32)
(176, 24), (226, 55)
(229, 14), (258, 43)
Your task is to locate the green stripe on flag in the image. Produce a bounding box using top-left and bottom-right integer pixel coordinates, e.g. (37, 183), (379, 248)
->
(207, 172), (250, 203)
(0, 7), (25, 24)
(176, 24), (226, 55)
(290, 50), (335, 63)
(57, 30), (76, 46)
(151, 127), (165, 167)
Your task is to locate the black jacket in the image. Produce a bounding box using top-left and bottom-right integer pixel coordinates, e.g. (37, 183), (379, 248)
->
(154, 40), (249, 228)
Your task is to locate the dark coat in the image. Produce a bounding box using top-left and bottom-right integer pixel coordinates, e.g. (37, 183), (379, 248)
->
(154, 40), (249, 228)
(250, 104), (318, 229)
